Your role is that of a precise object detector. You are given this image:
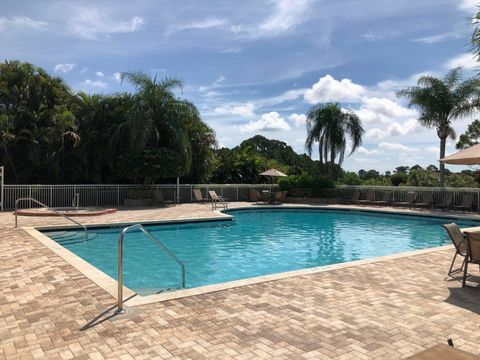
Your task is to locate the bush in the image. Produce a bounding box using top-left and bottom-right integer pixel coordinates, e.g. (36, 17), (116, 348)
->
(390, 172), (408, 186)
(279, 174), (335, 197)
(337, 171), (362, 185)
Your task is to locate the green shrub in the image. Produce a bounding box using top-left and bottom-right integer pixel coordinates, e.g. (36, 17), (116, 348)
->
(279, 174), (335, 197)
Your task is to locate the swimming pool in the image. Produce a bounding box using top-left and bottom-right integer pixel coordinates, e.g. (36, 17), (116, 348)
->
(42, 208), (477, 295)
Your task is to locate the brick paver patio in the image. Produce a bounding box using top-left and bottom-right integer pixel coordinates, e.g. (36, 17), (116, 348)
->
(1, 203), (480, 359)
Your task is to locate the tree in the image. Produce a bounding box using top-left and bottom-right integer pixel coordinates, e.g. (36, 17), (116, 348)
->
(305, 103), (364, 177)
(397, 68), (480, 186)
(457, 119), (480, 149)
(120, 72), (216, 183)
(395, 166), (410, 174)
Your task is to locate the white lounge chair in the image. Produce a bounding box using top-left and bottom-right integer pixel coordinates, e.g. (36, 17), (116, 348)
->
(208, 190), (228, 210)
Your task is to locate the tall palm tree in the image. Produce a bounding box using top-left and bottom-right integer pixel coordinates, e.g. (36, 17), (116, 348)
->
(305, 103), (364, 176)
(397, 67), (480, 186)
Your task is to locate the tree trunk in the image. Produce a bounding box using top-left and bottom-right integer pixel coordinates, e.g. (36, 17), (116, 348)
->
(329, 148), (335, 178)
(319, 137), (323, 165)
(439, 137), (447, 187)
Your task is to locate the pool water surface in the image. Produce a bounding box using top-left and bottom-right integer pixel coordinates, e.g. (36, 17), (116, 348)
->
(42, 209), (476, 295)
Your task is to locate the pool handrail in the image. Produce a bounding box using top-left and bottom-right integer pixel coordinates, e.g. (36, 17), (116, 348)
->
(116, 223), (186, 314)
(15, 197), (88, 239)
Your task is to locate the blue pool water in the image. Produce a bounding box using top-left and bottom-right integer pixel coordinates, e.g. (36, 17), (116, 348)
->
(43, 209), (478, 295)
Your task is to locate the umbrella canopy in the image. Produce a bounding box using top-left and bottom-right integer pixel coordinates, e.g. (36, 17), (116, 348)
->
(259, 169), (287, 177)
(439, 144), (480, 165)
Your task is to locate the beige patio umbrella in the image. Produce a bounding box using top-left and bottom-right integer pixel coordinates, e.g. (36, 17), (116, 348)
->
(439, 144), (480, 165)
(259, 169), (287, 192)
(259, 169), (288, 177)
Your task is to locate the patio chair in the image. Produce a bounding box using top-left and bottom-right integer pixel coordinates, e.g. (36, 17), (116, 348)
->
(351, 191), (361, 205)
(356, 190), (374, 206)
(373, 191), (392, 206)
(434, 192), (453, 211)
(209, 190), (229, 210)
(454, 194), (474, 213)
(272, 190), (288, 205)
(394, 192), (416, 208)
(442, 223), (468, 277)
(154, 190), (174, 206)
(193, 189), (209, 203)
(414, 192), (433, 209)
(463, 231), (480, 287)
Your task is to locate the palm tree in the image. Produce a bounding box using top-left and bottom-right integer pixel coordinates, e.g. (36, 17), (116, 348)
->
(397, 67), (480, 186)
(305, 103), (364, 176)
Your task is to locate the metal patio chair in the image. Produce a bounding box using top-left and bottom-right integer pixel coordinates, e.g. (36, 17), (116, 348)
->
(442, 223), (468, 278)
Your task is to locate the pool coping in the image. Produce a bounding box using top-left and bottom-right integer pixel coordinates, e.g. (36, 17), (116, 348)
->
(22, 205), (478, 307)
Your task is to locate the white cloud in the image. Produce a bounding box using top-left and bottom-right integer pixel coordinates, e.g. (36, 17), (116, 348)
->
(95, 71), (104, 77)
(54, 63), (76, 73)
(166, 18), (227, 36)
(113, 72), (122, 82)
(378, 142), (418, 153)
(387, 118), (420, 137)
(458, 0), (477, 12)
(288, 113), (307, 127)
(411, 32), (458, 44)
(365, 119), (420, 140)
(425, 146), (439, 154)
(214, 75), (226, 84)
(445, 53), (478, 70)
(67, 8), (144, 39)
(83, 79), (108, 88)
(356, 146), (382, 156)
(0, 16), (47, 32)
(304, 75), (365, 104)
(365, 128), (384, 141)
(258, 88), (306, 107)
(237, 112), (291, 133)
(354, 157), (379, 164)
(214, 103), (256, 117)
(376, 72), (430, 93)
(231, 0), (311, 39)
(355, 97), (416, 124)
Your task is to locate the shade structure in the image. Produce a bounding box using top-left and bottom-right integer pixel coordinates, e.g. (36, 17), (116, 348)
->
(259, 169), (287, 177)
(439, 144), (480, 165)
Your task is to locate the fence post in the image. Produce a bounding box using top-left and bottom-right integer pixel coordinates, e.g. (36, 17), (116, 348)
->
(117, 185), (120, 207)
(0, 166), (3, 211)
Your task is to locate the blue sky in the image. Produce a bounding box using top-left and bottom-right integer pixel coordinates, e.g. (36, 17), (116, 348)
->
(1, 0), (479, 172)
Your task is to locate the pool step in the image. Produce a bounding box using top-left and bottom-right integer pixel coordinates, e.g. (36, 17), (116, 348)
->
(53, 231), (98, 244)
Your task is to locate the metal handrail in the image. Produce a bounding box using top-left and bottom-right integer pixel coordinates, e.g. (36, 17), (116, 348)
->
(15, 197), (88, 239)
(116, 224), (186, 314)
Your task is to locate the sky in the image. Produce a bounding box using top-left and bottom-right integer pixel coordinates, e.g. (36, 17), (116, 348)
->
(1, 0), (479, 173)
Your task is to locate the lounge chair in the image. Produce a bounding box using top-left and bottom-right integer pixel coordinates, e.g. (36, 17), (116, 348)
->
(154, 190), (174, 206)
(193, 189), (209, 203)
(442, 223), (469, 277)
(373, 191), (392, 206)
(351, 191), (361, 205)
(454, 194), (474, 213)
(356, 190), (374, 206)
(209, 190), (228, 210)
(272, 191), (288, 205)
(434, 192), (453, 211)
(249, 190), (260, 202)
(462, 231), (480, 287)
(414, 192), (433, 209)
(394, 192), (416, 208)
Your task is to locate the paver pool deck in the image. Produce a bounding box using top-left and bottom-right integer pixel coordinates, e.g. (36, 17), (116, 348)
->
(1, 203), (480, 359)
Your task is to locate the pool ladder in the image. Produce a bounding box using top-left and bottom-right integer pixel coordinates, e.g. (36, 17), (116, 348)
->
(116, 224), (186, 314)
(14, 197), (88, 240)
